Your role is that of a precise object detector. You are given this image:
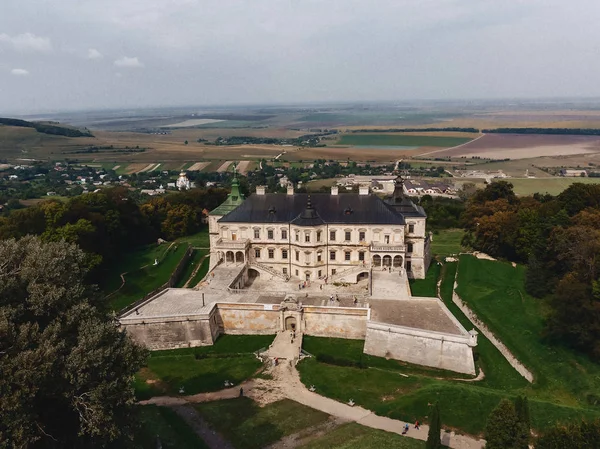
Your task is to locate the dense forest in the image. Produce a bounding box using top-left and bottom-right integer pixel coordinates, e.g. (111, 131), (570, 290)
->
(0, 117), (94, 137)
(483, 127), (600, 136)
(462, 181), (600, 360)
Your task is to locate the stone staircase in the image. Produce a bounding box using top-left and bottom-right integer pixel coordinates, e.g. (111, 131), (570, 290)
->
(329, 263), (371, 283)
(250, 262), (290, 282)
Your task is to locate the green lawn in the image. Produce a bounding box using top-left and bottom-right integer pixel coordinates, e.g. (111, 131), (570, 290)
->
(135, 405), (209, 449)
(297, 256), (600, 436)
(174, 249), (208, 288)
(455, 255), (600, 407)
(195, 398), (330, 449)
(409, 261), (441, 297)
(176, 228), (210, 248)
(135, 335), (274, 399)
(338, 134), (472, 148)
(300, 422), (425, 448)
(108, 244), (190, 311)
(187, 257), (210, 287)
(430, 229), (464, 256)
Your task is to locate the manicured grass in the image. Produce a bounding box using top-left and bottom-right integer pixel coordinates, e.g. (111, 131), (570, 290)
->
(430, 229), (464, 256)
(187, 257), (210, 287)
(174, 249), (208, 288)
(135, 405), (209, 449)
(455, 255), (600, 407)
(176, 228), (210, 248)
(135, 335), (274, 399)
(195, 398), (330, 449)
(338, 134), (472, 148)
(409, 261), (441, 297)
(301, 422), (425, 449)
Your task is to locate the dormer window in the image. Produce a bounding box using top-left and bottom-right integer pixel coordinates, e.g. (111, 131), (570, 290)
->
(344, 207), (353, 215)
(269, 206), (276, 214)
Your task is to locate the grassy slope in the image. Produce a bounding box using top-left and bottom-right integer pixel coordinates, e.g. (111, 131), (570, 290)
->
(455, 255), (600, 406)
(338, 134), (472, 147)
(430, 229), (464, 256)
(196, 398), (329, 449)
(108, 244), (189, 311)
(301, 422), (425, 449)
(187, 257), (210, 287)
(409, 261), (440, 297)
(134, 335), (274, 399)
(174, 249), (208, 288)
(135, 405), (209, 449)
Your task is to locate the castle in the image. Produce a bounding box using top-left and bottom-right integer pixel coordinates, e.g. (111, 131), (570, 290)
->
(119, 178), (477, 375)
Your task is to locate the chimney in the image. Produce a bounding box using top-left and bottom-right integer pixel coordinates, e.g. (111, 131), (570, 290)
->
(331, 186), (339, 196)
(287, 184), (294, 195)
(359, 185), (369, 195)
(256, 186), (266, 195)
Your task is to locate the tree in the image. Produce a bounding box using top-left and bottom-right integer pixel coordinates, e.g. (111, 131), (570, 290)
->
(484, 399), (528, 449)
(535, 419), (600, 449)
(514, 396), (530, 444)
(184, 140), (188, 145)
(0, 237), (148, 447)
(426, 402), (442, 449)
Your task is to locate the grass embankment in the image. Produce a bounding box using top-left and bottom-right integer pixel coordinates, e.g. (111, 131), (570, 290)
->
(187, 257), (210, 287)
(135, 405), (209, 449)
(337, 134), (472, 148)
(196, 398), (329, 449)
(174, 249), (208, 288)
(301, 422), (425, 449)
(134, 335), (274, 399)
(298, 256), (600, 436)
(108, 244), (189, 311)
(176, 229), (210, 248)
(409, 261), (440, 297)
(430, 228), (464, 256)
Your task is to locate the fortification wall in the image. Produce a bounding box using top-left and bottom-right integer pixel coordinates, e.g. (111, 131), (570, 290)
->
(364, 321), (476, 375)
(303, 306), (368, 339)
(217, 303), (280, 334)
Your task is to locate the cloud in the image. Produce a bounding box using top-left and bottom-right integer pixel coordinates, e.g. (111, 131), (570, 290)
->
(87, 48), (103, 59)
(114, 56), (144, 68)
(0, 32), (52, 52)
(10, 68), (29, 76)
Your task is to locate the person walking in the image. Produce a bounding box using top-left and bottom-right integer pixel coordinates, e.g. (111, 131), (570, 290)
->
(414, 420), (420, 430)
(239, 387), (244, 397)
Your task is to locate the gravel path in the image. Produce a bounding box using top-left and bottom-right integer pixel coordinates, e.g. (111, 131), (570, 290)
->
(170, 404), (235, 449)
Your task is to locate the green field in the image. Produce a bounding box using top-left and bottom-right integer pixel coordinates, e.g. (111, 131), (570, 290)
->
(430, 229), (465, 256)
(501, 177), (600, 196)
(409, 261), (441, 297)
(134, 335), (274, 399)
(176, 228), (210, 247)
(338, 134), (472, 148)
(297, 256), (600, 436)
(135, 405), (209, 449)
(196, 398), (330, 449)
(107, 244), (189, 311)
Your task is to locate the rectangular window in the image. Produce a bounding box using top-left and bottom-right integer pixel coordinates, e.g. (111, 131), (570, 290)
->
(358, 252), (364, 261)
(408, 224), (415, 233)
(317, 231), (322, 242)
(330, 250), (336, 261)
(331, 269), (336, 275)
(268, 249), (274, 259)
(282, 249), (288, 259)
(267, 230), (274, 239)
(359, 231), (365, 241)
(295, 232), (299, 242)
(345, 231), (351, 241)
(345, 251), (351, 261)
(255, 249), (261, 258)
(318, 270), (322, 277)
(317, 252), (322, 262)
(281, 229), (288, 240)
(295, 250), (300, 261)
(406, 261), (412, 272)
(305, 233), (310, 243)
(283, 267), (288, 275)
(295, 269), (299, 276)
(330, 230), (336, 241)
(407, 243), (413, 253)
(254, 229), (260, 239)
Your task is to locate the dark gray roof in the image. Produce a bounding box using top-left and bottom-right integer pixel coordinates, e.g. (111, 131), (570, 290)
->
(218, 193), (409, 225)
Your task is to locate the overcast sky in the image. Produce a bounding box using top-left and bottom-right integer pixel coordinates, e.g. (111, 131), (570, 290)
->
(1, 0), (600, 114)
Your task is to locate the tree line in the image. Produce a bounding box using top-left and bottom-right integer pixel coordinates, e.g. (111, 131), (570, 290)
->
(0, 186), (227, 287)
(461, 181), (600, 360)
(483, 127), (600, 136)
(0, 117), (94, 137)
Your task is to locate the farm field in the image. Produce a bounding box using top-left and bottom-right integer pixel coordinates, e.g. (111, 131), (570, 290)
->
(504, 177), (600, 196)
(425, 133), (600, 159)
(430, 229), (464, 256)
(337, 133), (472, 148)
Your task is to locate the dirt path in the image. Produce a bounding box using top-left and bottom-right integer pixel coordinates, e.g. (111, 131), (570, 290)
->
(170, 404), (235, 449)
(266, 416), (348, 449)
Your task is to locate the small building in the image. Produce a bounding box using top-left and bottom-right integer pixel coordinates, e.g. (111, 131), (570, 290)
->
(560, 169), (588, 177)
